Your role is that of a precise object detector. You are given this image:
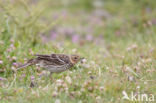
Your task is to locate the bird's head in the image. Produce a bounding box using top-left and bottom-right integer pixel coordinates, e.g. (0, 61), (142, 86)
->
(70, 54), (83, 64)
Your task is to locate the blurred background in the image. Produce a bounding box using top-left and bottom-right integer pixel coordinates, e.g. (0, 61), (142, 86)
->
(0, 0), (156, 45)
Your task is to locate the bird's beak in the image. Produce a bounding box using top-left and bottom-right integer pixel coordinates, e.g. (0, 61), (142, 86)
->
(80, 57), (85, 64)
(80, 57), (84, 60)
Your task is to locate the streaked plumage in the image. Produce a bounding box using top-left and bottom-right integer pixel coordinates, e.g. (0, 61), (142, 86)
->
(17, 54), (82, 73)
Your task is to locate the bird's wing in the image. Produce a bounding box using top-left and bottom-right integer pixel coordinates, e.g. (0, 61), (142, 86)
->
(35, 54), (68, 66)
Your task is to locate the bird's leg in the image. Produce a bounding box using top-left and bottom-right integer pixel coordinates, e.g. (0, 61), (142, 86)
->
(49, 72), (53, 81)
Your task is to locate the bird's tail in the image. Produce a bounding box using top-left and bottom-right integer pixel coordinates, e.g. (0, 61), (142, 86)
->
(17, 59), (38, 70)
(17, 63), (32, 70)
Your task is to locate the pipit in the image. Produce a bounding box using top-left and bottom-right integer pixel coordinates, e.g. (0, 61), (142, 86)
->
(17, 54), (83, 74)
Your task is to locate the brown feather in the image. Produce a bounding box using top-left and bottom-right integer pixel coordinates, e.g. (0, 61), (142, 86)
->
(17, 53), (82, 73)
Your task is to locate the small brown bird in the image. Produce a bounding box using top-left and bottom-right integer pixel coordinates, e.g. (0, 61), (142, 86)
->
(17, 54), (83, 74)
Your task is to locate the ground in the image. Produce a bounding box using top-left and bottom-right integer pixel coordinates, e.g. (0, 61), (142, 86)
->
(0, 0), (156, 103)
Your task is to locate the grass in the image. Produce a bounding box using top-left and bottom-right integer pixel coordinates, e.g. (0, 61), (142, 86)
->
(0, 0), (156, 103)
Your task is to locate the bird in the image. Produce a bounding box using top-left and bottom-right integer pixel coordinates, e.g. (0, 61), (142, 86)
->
(17, 53), (83, 74)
